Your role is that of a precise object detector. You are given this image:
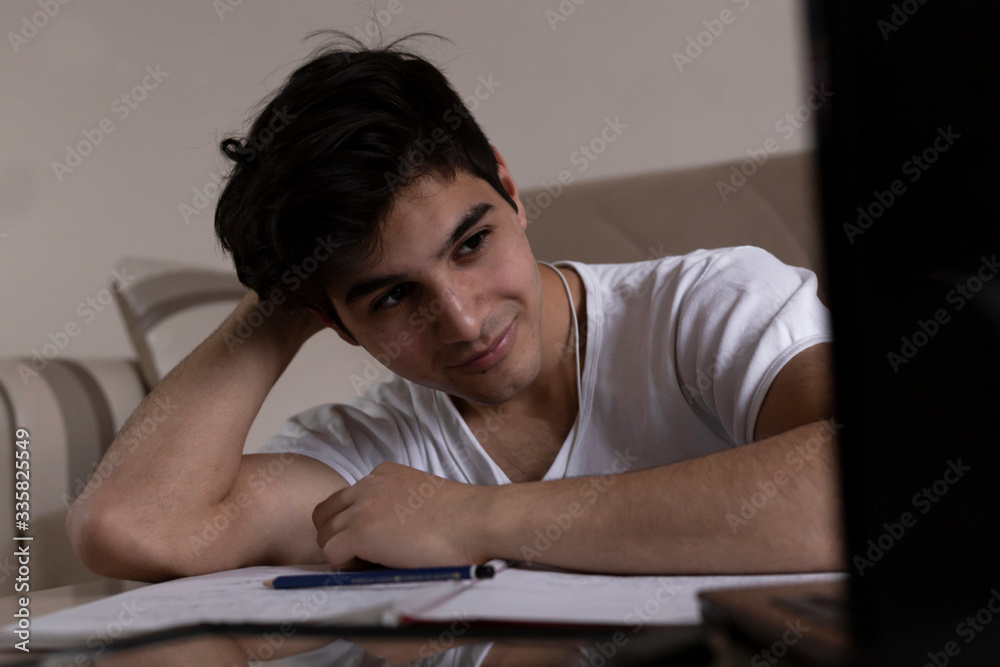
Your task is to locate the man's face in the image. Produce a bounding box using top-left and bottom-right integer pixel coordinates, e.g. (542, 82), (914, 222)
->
(326, 161), (545, 409)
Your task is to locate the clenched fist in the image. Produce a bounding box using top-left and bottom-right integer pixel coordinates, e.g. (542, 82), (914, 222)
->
(312, 462), (492, 569)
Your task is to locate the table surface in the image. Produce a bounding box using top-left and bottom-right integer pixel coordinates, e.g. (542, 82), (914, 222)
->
(0, 578), (821, 666)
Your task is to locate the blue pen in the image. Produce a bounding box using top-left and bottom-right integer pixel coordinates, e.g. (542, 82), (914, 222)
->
(265, 559), (516, 589)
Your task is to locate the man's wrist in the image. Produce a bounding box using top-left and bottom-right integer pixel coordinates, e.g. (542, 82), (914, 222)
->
(474, 481), (531, 563)
(224, 291), (322, 360)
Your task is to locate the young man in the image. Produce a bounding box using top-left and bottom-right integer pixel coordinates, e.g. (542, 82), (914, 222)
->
(67, 33), (842, 581)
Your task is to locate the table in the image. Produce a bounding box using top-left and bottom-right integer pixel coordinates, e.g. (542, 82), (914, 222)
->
(0, 578), (835, 666)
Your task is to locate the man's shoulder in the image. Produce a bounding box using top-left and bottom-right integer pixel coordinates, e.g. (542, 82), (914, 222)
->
(559, 245), (780, 303)
(564, 245), (772, 279)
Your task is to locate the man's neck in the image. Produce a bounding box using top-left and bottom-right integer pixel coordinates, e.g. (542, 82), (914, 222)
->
(458, 262), (586, 426)
(452, 262), (587, 482)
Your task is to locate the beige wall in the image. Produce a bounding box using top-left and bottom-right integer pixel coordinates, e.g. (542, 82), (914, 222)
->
(0, 0), (813, 357)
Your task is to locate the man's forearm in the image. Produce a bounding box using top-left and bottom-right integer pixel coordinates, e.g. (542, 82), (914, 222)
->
(480, 420), (844, 574)
(67, 293), (320, 562)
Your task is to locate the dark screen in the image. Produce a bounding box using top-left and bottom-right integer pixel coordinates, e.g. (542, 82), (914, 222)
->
(805, 1), (1000, 664)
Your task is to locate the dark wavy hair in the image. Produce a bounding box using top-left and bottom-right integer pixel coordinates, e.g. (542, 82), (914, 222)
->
(214, 30), (517, 338)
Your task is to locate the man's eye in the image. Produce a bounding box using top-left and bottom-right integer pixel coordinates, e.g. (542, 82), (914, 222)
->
(373, 284), (410, 311)
(372, 230), (492, 312)
(460, 229), (492, 255)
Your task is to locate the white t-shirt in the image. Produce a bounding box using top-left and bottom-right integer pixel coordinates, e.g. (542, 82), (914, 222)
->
(261, 246), (832, 485)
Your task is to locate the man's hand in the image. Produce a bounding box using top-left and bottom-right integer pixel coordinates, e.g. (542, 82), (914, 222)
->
(309, 343), (840, 575)
(311, 422), (840, 575)
(312, 462), (488, 569)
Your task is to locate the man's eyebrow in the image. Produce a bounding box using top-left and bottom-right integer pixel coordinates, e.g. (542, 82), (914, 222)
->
(343, 202), (496, 306)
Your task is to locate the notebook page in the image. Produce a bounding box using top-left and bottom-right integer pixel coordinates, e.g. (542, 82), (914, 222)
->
(7, 565), (465, 648)
(401, 567), (847, 626)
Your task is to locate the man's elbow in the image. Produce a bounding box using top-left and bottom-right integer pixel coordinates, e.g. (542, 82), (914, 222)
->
(66, 495), (186, 582)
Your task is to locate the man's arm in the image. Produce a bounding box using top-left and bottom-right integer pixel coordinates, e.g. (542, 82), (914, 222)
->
(312, 343), (843, 574)
(66, 292), (346, 581)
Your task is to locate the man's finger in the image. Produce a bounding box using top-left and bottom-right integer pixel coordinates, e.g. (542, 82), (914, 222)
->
(322, 530), (360, 570)
(311, 485), (352, 530)
(315, 503), (356, 550)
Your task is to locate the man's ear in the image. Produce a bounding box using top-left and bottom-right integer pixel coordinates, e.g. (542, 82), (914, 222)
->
(491, 145), (528, 233)
(310, 305), (361, 347)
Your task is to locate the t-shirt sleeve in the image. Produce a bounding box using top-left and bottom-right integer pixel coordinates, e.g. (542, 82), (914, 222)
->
(672, 246), (832, 446)
(257, 396), (413, 486)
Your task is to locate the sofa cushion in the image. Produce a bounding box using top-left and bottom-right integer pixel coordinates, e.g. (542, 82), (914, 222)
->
(0, 357), (146, 594)
(522, 150), (827, 303)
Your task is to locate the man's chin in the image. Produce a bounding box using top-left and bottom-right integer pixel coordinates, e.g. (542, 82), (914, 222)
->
(445, 358), (541, 411)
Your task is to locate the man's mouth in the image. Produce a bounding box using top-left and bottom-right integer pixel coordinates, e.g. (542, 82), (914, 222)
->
(451, 321), (515, 370)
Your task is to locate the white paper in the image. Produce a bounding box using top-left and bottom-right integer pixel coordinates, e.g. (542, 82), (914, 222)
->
(402, 567), (847, 626)
(9, 565), (464, 648)
(7, 564), (848, 649)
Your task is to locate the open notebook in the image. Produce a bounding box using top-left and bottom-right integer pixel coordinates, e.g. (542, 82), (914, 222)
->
(9, 564), (845, 649)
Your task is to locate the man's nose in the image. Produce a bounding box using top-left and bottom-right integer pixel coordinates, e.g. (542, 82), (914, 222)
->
(432, 279), (487, 346)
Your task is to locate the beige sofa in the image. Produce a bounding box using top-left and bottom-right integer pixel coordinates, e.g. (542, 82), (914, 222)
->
(0, 151), (824, 595)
